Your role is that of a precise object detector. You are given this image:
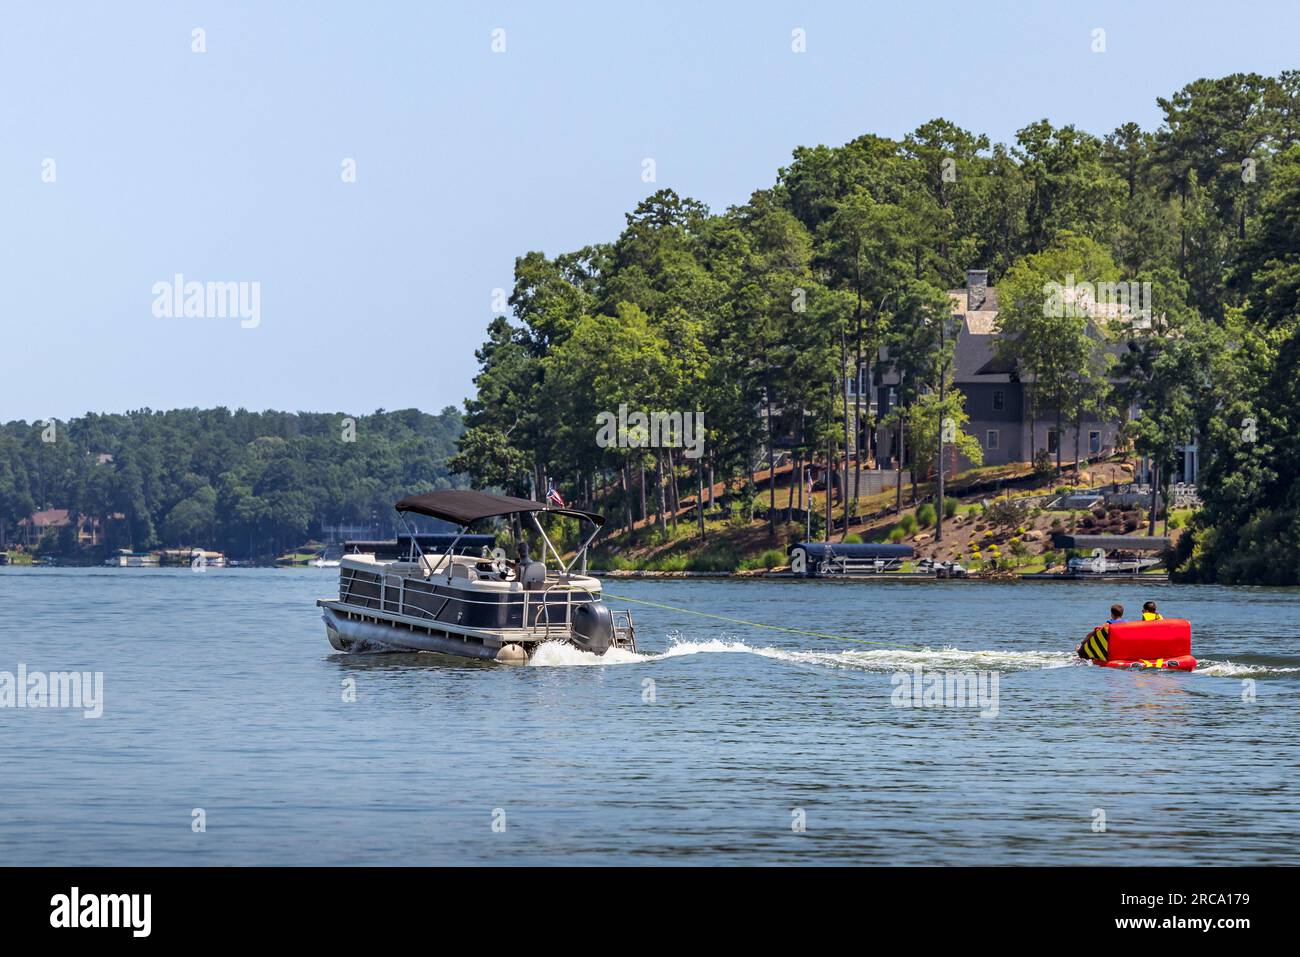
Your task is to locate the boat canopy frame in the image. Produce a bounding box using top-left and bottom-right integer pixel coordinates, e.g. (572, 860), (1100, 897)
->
(391, 489), (603, 582)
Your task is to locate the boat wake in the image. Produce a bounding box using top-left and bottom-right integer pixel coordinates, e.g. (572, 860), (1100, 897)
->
(338, 633), (1300, 679)
(527, 635), (1078, 672)
(1192, 659), (1300, 678)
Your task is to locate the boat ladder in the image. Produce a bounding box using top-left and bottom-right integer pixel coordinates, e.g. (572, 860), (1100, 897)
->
(612, 609), (636, 652)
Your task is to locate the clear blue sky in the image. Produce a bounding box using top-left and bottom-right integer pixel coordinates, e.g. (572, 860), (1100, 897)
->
(2, 1), (1294, 422)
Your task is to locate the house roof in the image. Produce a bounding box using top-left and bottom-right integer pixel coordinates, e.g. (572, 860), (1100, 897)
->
(947, 288), (1134, 385)
(947, 292), (1015, 383)
(21, 508), (72, 527)
(877, 277), (1138, 388)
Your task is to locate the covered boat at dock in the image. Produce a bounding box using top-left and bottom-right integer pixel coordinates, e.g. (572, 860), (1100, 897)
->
(788, 541), (914, 577)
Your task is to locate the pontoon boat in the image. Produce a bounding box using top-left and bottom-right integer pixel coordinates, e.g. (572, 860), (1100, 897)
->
(316, 490), (635, 662)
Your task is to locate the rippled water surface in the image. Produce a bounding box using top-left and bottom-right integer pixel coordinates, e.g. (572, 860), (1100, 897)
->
(2, 568), (1297, 864)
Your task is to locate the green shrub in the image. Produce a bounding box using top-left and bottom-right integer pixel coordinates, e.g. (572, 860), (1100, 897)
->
(888, 526), (907, 543)
(916, 503), (936, 527)
(898, 513), (918, 534)
(843, 533), (863, 544)
(648, 552), (688, 572)
(688, 547), (740, 572)
(985, 497), (1030, 530)
(1034, 449), (1055, 478)
(943, 497), (958, 519)
(739, 548), (788, 570)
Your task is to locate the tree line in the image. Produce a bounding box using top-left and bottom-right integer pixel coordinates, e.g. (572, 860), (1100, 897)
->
(6, 72), (1298, 583)
(452, 70), (1300, 584)
(0, 407), (463, 558)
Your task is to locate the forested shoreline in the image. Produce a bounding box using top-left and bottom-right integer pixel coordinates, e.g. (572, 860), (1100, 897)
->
(452, 70), (1300, 585)
(0, 408), (463, 559)
(5, 71), (1300, 582)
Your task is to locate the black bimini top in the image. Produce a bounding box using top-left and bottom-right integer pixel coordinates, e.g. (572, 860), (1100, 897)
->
(1051, 533), (1171, 551)
(394, 489), (603, 527)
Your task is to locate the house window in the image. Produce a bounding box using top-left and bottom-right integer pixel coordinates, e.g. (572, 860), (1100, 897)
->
(1089, 430), (1102, 455)
(986, 430), (999, 450)
(1047, 430), (1060, 454)
(993, 389), (1004, 411)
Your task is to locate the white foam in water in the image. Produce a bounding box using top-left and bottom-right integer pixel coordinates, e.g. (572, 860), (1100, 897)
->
(346, 633), (1299, 678)
(526, 641), (656, 667)
(759, 646), (1078, 672)
(1192, 659), (1300, 677)
(526, 636), (758, 667)
(527, 635), (1078, 672)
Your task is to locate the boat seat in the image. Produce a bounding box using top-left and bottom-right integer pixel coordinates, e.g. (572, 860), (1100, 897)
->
(450, 563), (479, 582)
(520, 560), (546, 591)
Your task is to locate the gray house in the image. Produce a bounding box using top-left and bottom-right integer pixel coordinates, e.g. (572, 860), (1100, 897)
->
(872, 269), (1130, 473)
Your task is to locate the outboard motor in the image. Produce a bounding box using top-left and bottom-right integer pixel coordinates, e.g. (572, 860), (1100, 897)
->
(571, 601), (615, 655)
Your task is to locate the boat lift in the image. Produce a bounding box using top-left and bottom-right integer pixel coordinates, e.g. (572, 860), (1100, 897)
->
(788, 541), (915, 577)
(1051, 533), (1172, 575)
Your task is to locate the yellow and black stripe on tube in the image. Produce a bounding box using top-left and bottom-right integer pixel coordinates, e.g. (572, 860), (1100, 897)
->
(1082, 626), (1109, 660)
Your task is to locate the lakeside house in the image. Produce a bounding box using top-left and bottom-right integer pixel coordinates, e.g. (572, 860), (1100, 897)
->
(864, 269), (1198, 484)
(16, 508), (104, 548)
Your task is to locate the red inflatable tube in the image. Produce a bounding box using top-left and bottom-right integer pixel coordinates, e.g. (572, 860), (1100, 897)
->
(1090, 618), (1198, 671)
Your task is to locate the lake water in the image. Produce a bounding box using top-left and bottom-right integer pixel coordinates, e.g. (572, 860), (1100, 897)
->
(1, 567), (1297, 865)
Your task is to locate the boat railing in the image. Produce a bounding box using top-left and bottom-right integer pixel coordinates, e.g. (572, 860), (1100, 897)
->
(818, 555), (905, 576)
(341, 563), (596, 637)
(525, 580), (597, 640)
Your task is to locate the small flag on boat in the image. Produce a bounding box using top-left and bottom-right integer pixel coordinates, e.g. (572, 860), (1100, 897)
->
(547, 484), (566, 508)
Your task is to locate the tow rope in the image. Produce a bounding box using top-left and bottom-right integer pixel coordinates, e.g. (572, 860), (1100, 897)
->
(601, 592), (929, 652)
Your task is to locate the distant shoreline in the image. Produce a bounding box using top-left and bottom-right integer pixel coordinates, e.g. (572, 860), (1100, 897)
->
(1, 561), (1173, 583)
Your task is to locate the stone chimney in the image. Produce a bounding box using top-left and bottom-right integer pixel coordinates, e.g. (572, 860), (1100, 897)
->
(967, 269), (989, 311)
